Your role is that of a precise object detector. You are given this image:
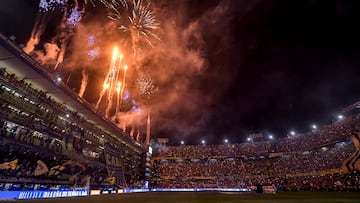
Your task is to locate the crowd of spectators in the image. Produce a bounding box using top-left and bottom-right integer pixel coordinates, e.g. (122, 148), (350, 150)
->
(0, 67), (146, 189)
(154, 114), (360, 191)
(154, 141), (357, 191)
(0, 67), (143, 157)
(273, 118), (358, 152)
(0, 68), (104, 159)
(1, 118), (63, 153)
(0, 141), (111, 190)
(0, 142), (65, 182)
(155, 142), (353, 176)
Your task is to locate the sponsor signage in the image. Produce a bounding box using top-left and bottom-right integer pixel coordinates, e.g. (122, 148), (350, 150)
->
(0, 190), (89, 200)
(90, 190), (101, 196)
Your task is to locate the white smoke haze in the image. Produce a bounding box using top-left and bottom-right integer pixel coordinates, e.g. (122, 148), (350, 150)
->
(113, 108), (147, 136)
(35, 42), (61, 64)
(23, 36), (40, 54)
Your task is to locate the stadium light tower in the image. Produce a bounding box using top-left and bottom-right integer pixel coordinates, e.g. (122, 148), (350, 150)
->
(338, 115), (344, 120)
(201, 140), (206, 145)
(224, 138), (229, 144)
(290, 131), (296, 136)
(180, 140), (185, 145)
(268, 134), (274, 140)
(311, 124), (317, 129)
(247, 137), (251, 142)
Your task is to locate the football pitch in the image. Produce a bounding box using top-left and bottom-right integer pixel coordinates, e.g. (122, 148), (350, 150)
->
(18, 192), (360, 203)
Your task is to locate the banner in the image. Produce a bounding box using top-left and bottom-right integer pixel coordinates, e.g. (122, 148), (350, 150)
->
(106, 176), (116, 184)
(0, 190), (89, 200)
(104, 142), (125, 187)
(0, 159), (18, 170)
(269, 152), (283, 158)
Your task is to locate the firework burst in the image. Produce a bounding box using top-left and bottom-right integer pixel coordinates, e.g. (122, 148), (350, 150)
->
(39, 0), (68, 12)
(136, 75), (157, 99)
(87, 34), (100, 60)
(66, 8), (83, 27)
(91, 0), (128, 18)
(108, 0), (160, 55)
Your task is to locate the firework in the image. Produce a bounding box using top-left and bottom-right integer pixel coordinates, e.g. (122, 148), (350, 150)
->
(136, 75), (157, 99)
(87, 49), (100, 60)
(88, 34), (96, 45)
(87, 35), (100, 60)
(130, 99), (140, 112)
(26, 0), (86, 69)
(120, 65), (128, 102)
(115, 82), (122, 113)
(23, 13), (48, 54)
(78, 69), (88, 98)
(109, 0), (160, 55)
(39, 0), (67, 12)
(66, 8), (82, 27)
(96, 46), (127, 118)
(95, 0), (128, 18)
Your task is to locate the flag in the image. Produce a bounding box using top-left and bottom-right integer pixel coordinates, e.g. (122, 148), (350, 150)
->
(350, 131), (360, 150)
(0, 159), (18, 170)
(33, 160), (48, 176)
(49, 165), (65, 176)
(81, 175), (91, 190)
(106, 176), (116, 184)
(342, 131), (360, 173)
(342, 149), (360, 173)
(69, 173), (79, 182)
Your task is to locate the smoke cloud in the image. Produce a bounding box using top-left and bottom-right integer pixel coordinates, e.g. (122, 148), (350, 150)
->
(23, 0), (248, 143)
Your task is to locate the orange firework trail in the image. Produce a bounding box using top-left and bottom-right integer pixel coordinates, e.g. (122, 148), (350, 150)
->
(96, 46), (127, 118)
(120, 65), (128, 104)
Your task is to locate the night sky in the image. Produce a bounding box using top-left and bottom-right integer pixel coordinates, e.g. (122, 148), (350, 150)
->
(1, 0), (360, 145)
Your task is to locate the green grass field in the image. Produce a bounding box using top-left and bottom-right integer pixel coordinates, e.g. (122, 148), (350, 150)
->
(18, 192), (360, 203)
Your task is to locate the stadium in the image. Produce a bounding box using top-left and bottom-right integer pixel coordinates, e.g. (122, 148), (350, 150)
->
(1, 0), (360, 202)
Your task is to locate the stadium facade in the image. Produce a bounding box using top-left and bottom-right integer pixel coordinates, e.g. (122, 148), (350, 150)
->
(0, 33), (147, 191)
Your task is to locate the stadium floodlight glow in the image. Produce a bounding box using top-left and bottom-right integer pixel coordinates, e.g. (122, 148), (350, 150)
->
(201, 140), (206, 145)
(247, 137), (251, 142)
(180, 140), (184, 145)
(66, 114), (70, 118)
(290, 131), (295, 136)
(56, 77), (62, 82)
(224, 139), (229, 144)
(312, 124), (317, 129)
(269, 135), (274, 139)
(338, 115), (344, 120)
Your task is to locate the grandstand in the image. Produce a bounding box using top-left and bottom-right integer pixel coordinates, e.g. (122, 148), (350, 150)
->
(0, 33), (147, 193)
(152, 112), (360, 191)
